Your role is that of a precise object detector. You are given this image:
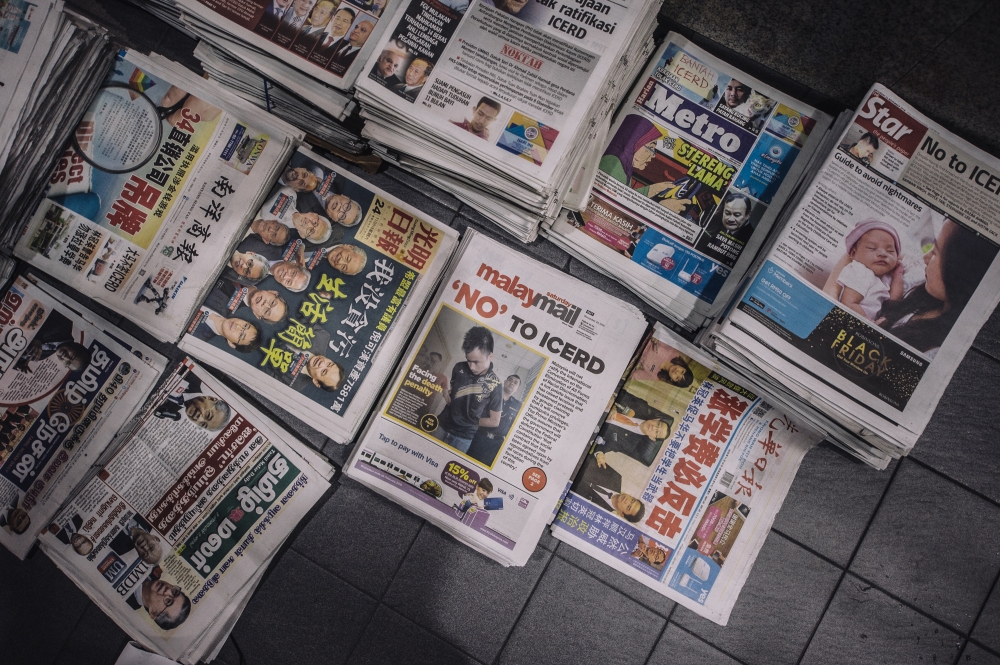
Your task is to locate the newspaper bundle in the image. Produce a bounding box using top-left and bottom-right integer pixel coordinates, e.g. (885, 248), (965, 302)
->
(354, 0), (662, 241)
(178, 146), (459, 442)
(552, 323), (821, 625)
(703, 83), (1000, 467)
(0, 2), (115, 249)
(13, 49), (301, 343)
(345, 230), (647, 565)
(541, 33), (834, 331)
(41, 359), (333, 664)
(0, 273), (166, 559)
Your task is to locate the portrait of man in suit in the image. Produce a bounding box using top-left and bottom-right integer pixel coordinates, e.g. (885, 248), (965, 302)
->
(310, 6), (355, 64)
(124, 566), (192, 631)
(392, 57), (432, 102)
(13, 310), (91, 374)
(572, 452), (646, 523)
(326, 18), (374, 74)
(594, 410), (673, 468)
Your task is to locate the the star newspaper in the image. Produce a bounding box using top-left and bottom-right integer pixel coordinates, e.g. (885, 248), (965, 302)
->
(542, 33), (834, 332)
(40, 358), (333, 664)
(177, 147), (459, 443)
(166, 0), (402, 92)
(345, 230), (648, 566)
(703, 83), (1000, 467)
(0, 273), (166, 559)
(355, 0), (661, 240)
(14, 49), (302, 343)
(551, 323), (822, 625)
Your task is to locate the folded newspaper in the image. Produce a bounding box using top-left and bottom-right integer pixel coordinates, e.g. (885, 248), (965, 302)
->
(345, 230), (648, 565)
(41, 358), (333, 664)
(13, 49), (302, 343)
(0, 272), (166, 559)
(541, 33), (834, 331)
(703, 83), (1000, 467)
(552, 323), (821, 625)
(177, 146), (459, 443)
(355, 0), (661, 241)
(0, 3), (115, 250)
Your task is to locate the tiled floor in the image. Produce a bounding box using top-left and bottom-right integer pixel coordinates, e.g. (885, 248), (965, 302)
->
(2, 1), (1000, 664)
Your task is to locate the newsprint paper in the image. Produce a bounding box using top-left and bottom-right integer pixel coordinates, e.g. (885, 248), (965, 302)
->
(0, 274), (165, 559)
(552, 323), (822, 625)
(41, 359), (333, 664)
(346, 230), (647, 566)
(15, 49), (300, 342)
(705, 83), (1000, 463)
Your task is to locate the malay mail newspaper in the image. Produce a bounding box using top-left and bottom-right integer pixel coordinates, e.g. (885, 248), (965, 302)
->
(172, 0), (401, 90)
(0, 274), (165, 559)
(706, 83), (1000, 462)
(552, 323), (821, 624)
(356, 0), (656, 207)
(13, 49), (300, 343)
(40, 359), (333, 664)
(543, 34), (833, 331)
(177, 147), (459, 442)
(345, 231), (647, 565)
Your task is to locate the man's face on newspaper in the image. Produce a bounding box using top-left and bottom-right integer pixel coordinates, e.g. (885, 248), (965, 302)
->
(330, 9), (353, 37)
(132, 528), (163, 564)
(186, 396), (228, 430)
(292, 212), (331, 242)
(465, 348), (493, 376)
(143, 578), (185, 625)
(469, 103), (499, 134)
(273, 261), (310, 291)
(308, 354), (342, 389)
(611, 493), (642, 518)
(250, 289), (287, 322)
(327, 245), (366, 275)
(251, 218), (291, 246)
(349, 20), (374, 48)
(221, 318), (259, 348)
(721, 198), (750, 232)
(292, 0), (314, 17)
(377, 50), (405, 78)
(231, 251), (267, 281)
(55, 344), (87, 371)
(283, 167), (319, 192)
(639, 419), (670, 441)
(309, 1), (334, 27)
(724, 80), (749, 108)
(499, 0), (528, 13)
(405, 59), (431, 86)
(326, 194), (360, 226)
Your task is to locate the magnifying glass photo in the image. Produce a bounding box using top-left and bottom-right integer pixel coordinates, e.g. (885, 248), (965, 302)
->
(71, 82), (189, 174)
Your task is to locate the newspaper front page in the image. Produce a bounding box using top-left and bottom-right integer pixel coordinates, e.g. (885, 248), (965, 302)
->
(14, 49), (299, 342)
(552, 324), (821, 624)
(544, 34), (832, 327)
(178, 147), (459, 441)
(357, 0), (652, 188)
(0, 274), (165, 559)
(40, 359), (332, 664)
(714, 83), (1000, 453)
(346, 230), (647, 565)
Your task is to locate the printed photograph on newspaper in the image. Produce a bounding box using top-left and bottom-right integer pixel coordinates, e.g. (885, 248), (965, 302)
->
(552, 330), (819, 621)
(735, 86), (999, 411)
(16, 51), (273, 336)
(182, 149), (446, 415)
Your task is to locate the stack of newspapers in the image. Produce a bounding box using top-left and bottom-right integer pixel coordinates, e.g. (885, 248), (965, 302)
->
(703, 83), (1000, 468)
(345, 230), (648, 565)
(0, 1), (115, 250)
(40, 359), (333, 664)
(353, 0), (662, 241)
(12, 49), (301, 342)
(541, 33), (835, 331)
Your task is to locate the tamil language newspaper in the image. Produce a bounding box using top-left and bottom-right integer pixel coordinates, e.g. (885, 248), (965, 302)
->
(552, 323), (821, 625)
(542, 33), (834, 332)
(345, 230), (647, 565)
(354, 0), (661, 241)
(0, 273), (165, 559)
(14, 49), (301, 343)
(40, 359), (333, 664)
(704, 83), (1000, 466)
(178, 147), (459, 443)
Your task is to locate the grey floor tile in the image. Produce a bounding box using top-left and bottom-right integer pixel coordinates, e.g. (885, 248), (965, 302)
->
(973, 581), (1000, 653)
(497, 557), (664, 665)
(672, 532), (841, 665)
(0, 547), (91, 665)
(851, 460), (1000, 633)
(230, 549), (376, 665)
(348, 605), (482, 665)
(291, 477), (423, 597)
(453, 211), (572, 271)
(911, 350), (1000, 503)
(647, 623), (741, 665)
(53, 603), (129, 665)
(323, 438), (356, 468)
(962, 642), (1000, 665)
(801, 574), (961, 665)
(773, 443), (897, 566)
(976, 308), (1000, 361)
(382, 524), (551, 663)
(658, 0), (985, 110)
(892, 1), (1000, 158)
(556, 540), (676, 618)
